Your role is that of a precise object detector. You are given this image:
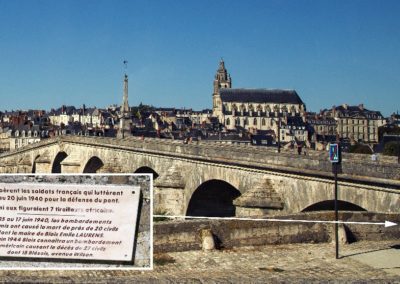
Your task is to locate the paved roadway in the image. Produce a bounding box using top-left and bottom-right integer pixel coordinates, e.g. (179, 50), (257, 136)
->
(0, 240), (399, 283)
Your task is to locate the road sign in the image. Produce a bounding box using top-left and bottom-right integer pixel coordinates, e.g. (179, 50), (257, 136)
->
(329, 143), (340, 163)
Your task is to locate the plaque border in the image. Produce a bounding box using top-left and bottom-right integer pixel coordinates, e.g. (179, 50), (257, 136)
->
(0, 173), (153, 271)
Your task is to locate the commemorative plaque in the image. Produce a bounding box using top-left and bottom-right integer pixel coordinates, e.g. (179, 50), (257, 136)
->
(0, 183), (141, 262)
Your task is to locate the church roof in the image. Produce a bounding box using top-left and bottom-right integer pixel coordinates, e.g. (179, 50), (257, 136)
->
(220, 88), (304, 105)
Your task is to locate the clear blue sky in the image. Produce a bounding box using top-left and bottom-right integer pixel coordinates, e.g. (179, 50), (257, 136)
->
(0, 0), (399, 116)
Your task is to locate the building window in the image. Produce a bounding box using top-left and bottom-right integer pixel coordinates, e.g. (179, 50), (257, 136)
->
(262, 118), (266, 126)
(253, 118), (257, 125)
(226, 118), (230, 126)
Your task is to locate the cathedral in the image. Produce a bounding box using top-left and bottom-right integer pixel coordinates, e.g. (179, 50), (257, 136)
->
(212, 59), (307, 138)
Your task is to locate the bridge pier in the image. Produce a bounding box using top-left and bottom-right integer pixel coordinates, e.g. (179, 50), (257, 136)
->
(154, 166), (186, 215)
(34, 161), (51, 173)
(234, 178), (284, 217)
(60, 154), (82, 173)
(33, 152), (52, 173)
(100, 164), (123, 173)
(3, 160), (17, 173)
(61, 162), (81, 173)
(17, 155), (32, 173)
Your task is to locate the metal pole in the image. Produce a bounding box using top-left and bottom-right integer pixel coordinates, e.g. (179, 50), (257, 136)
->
(397, 134), (399, 164)
(334, 163), (339, 259)
(278, 117), (281, 153)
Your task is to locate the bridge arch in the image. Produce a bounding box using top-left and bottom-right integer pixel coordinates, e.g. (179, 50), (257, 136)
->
(52, 151), (68, 173)
(302, 200), (367, 212)
(186, 179), (241, 217)
(83, 156), (104, 173)
(134, 166), (159, 180)
(32, 155), (40, 173)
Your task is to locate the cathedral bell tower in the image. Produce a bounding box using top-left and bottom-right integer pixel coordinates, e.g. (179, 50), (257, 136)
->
(212, 59), (231, 118)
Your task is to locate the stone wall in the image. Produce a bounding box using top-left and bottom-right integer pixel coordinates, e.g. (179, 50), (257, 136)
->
(0, 136), (398, 218)
(1, 136), (399, 181)
(153, 212), (400, 253)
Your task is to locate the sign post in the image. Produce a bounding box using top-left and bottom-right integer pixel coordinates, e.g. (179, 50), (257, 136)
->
(329, 143), (341, 259)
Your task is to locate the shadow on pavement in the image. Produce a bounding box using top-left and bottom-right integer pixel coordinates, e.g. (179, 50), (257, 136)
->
(340, 244), (400, 258)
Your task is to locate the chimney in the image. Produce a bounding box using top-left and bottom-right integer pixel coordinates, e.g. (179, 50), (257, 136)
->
(358, 104), (364, 110)
(342, 104), (348, 110)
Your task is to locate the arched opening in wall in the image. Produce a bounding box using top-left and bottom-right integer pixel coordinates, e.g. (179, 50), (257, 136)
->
(186, 180), (241, 217)
(302, 200), (367, 212)
(83, 156), (104, 173)
(134, 166), (159, 180)
(31, 155), (40, 173)
(51, 152), (68, 173)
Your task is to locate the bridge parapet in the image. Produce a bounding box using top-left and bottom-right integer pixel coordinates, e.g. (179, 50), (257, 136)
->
(0, 135), (399, 183)
(64, 135), (399, 182)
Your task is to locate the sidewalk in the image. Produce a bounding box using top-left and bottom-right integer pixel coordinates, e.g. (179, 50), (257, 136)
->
(349, 244), (400, 276)
(0, 240), (398, 283)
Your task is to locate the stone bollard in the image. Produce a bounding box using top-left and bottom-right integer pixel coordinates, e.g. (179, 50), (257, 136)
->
(331, 224), (348, 245)
(200, 229), (215, 251)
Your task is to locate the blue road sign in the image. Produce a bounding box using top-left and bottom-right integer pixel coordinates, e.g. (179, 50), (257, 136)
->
(329, 143), (340, 163)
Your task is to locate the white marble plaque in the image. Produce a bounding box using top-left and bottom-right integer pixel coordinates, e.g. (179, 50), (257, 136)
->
(0, 183), (140, 262)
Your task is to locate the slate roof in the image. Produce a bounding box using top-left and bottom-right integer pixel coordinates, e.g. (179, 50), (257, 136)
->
(322, 105), (384, 119)
(48, 106), (76, 116)
(286, 116), (307, 126)
(220, 89), (304, 105)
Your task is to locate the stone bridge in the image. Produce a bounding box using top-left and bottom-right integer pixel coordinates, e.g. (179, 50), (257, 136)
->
(0, 136), (399, 217)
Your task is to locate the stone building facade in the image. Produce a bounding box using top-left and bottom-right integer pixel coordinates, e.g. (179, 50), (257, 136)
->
(306, 112), (337, 142)
(321, 104), (385, 143)
(212, 60), (306, 139)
